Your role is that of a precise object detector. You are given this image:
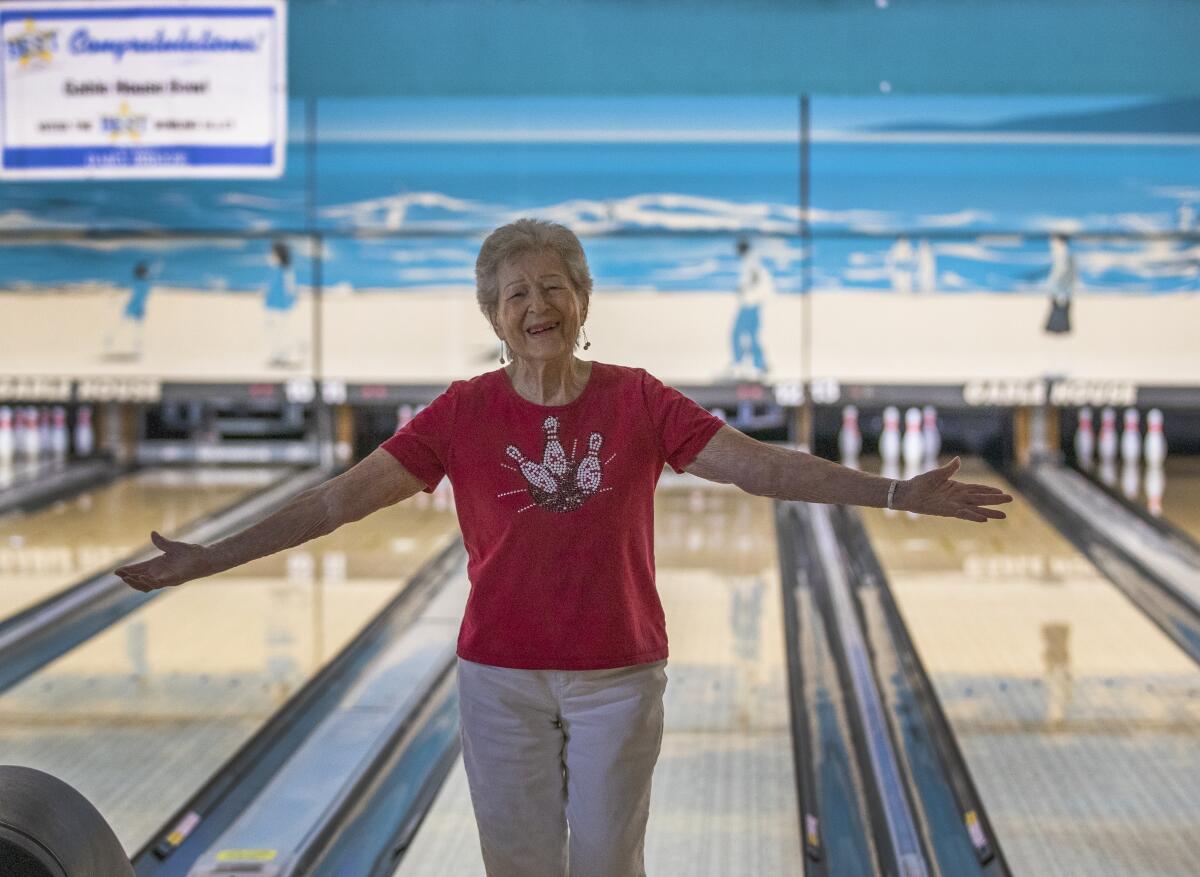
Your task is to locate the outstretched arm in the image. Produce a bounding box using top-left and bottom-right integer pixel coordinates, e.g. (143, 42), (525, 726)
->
(684, 425), (1011, 522)
(116, 448), (428, 591)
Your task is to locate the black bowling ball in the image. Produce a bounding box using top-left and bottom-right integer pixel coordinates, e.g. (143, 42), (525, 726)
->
(0, 765), (133, 877)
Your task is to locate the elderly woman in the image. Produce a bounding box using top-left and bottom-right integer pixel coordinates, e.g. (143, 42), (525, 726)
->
(116, 219), (1011, 877)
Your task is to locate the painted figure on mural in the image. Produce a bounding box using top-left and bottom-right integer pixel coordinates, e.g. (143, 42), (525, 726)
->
(886, 235), (916, 294)
(103, 260), (154, 360)
(1044, 233), (1076, 335)
(729, 238), (774, 381)
(916, 238), (937, 294)
(264, 240), (301, 367)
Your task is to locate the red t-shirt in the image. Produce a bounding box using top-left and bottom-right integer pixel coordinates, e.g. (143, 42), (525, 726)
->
(380, 361), (724, 670)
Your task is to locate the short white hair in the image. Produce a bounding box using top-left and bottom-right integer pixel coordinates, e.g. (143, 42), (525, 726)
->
(475, 219), (593, 324)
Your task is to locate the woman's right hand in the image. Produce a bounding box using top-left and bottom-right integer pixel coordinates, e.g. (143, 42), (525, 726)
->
(115, 531), (213, 592)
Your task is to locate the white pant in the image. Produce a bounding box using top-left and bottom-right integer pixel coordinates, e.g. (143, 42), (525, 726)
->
(456, 657), (669, 877)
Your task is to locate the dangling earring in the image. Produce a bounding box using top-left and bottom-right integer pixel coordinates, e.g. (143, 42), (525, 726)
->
(498, 340), (508, 364)
(581, 326), (591, 351)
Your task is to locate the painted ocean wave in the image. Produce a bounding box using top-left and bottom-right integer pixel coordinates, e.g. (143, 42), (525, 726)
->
(2, 228), (1196, 294)
(0, 135), (1196, 292)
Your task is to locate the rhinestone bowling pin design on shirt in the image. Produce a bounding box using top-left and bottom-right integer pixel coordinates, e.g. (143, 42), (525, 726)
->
(499, 416), (613, 513)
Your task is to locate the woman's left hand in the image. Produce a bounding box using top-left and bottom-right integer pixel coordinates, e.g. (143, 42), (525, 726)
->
(895, 457), (1013, 522)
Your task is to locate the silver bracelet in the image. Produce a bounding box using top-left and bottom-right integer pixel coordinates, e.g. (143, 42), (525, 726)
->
(886, 480), (899, 510)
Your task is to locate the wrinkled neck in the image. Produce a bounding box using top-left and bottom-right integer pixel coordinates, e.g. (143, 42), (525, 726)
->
(506, 356), (590, 406)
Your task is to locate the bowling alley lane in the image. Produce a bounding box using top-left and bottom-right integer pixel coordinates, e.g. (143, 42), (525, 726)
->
(395, 480), (803, 876)
(0, 467), (284, 624)
(0, 496), (461, 854)
(858, 458), (1200, 877)
(1156, 456), (1200, 543)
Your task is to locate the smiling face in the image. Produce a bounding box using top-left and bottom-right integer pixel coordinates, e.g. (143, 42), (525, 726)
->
(491, 249), (588, 365)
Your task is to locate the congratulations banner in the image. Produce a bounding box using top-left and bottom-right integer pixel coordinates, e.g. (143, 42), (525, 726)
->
(1, 0), (286, 179)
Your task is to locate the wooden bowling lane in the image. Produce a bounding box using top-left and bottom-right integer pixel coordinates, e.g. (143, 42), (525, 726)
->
(1157, 456), (1200, 544)
(651, 483), (801, 874)
(0, 467), (283, 624)
(858, 457), (1200, 877)
(0, 497), (461, 855)
(396, 480), (803, 876)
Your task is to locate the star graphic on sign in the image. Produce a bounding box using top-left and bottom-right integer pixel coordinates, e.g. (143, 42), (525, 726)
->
(16, 19), (55, 67)
(108, 102), (144, 143)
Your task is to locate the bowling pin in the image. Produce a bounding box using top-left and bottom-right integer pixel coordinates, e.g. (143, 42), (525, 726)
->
(542, 416), (569, 477)
(11, 405), (25, 463)
(396, 404), (414, 431)
(575, 433), (604, 493)
(710, 407), (727, 423)
(50, 407), (68, 463)
(507, 445), (558, 493)
(73, 405), (94, 457)
(20, 407), (40, 463)
(1120, 408), (1141, 465)
(838, 405), (861, 469)
(1144, 462), (1165, 517)
(1097, 407), (1118, 466)
(0, 406), (13, 467)
(1074, 406), (1095, 471)
(902, 407), (924, 478)
(1144, 409), (1166, 467)
(900, 408), (924, 519)
(921, 405), (940, 470)
(37, 407), (52, 458)
(880, 406), (901, 469)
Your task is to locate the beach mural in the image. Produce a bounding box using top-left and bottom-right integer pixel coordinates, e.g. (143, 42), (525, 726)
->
(0, 95), (1197, 385)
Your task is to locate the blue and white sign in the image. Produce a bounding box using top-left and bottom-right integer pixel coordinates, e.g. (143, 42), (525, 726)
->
(1, 0), (286, 179)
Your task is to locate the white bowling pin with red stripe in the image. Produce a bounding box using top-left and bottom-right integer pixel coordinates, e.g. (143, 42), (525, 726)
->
(50, 407), (68, 462)
(921, 405), (940, 471)
(1144, 408), (1166, 467)
(838, 406), (861, 469)
(37, 407), (52, 458)
(74, 406), (95, 457)
(880, 406), (901, 468)
(1120, 408), (1141, 466)
(902, 407), (924, 479)
(1097, 407), (1118, 466)
(20, 407), (40, 462)
(0, 406), (13, 467)
(1075, 406), (1095, 471)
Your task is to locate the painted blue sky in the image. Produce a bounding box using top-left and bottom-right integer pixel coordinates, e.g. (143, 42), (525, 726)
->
(309, 95), (1161, 140)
